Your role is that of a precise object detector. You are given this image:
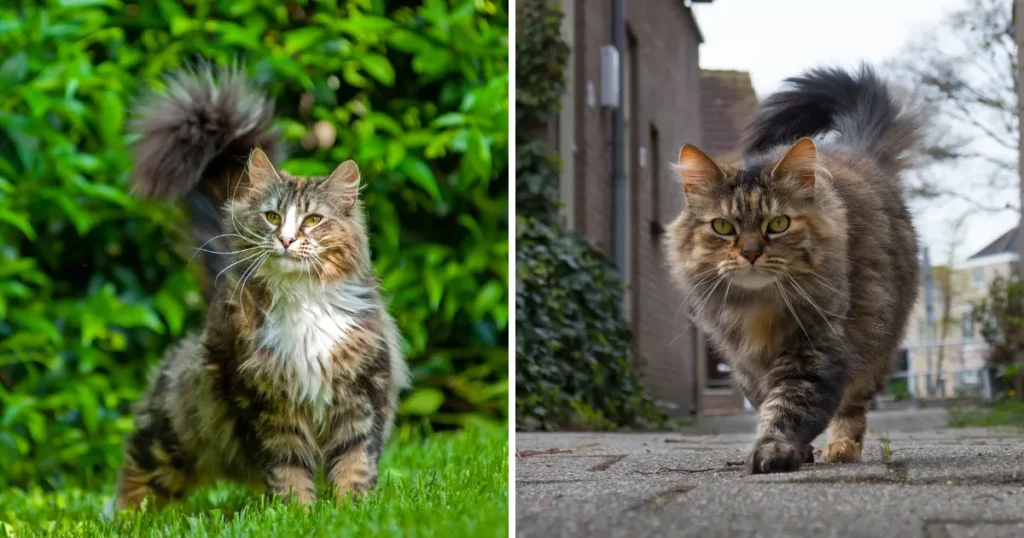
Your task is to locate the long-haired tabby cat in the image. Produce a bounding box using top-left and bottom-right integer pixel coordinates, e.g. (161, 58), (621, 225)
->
(104, 66), (409, 515)
(665, 65), (922, 474)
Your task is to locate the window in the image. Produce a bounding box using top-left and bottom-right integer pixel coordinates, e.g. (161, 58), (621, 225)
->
(962, 312), (973, 340)
(973, 267), (984, 287)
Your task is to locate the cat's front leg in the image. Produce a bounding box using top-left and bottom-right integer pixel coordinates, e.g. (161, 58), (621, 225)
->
(748, 336), (845, 474)
(325, 411), (384, 502)
(259, 422), (319, 506)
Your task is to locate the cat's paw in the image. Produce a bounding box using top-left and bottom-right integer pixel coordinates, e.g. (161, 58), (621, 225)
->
(822, 437), (862, 463)
(804, 444), (817, 464)
(747, 438), (805, 474)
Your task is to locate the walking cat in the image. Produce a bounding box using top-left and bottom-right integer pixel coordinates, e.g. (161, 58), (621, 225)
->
(665, 65), (922, 473)
(106, 66), (409, 514)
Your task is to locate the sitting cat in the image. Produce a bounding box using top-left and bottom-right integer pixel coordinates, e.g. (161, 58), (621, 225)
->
(106, 65), (409, 515)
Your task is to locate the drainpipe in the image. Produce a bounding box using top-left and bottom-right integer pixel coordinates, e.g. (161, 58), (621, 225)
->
(610, 0), (626, 276)
(923, 247), (935, 398)
(1017, 0), (1024, 280)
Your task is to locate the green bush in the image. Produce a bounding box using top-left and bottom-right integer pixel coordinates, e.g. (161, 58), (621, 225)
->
(513, 0), (665, 431)
(515, 217), (665, 430)
(0, 0), (507, 489)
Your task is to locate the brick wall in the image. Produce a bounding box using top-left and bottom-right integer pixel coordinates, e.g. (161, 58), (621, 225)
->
(563, 0), (705, 414)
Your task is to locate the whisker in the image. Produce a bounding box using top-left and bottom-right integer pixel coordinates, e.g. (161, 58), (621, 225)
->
(669, 276), (724, 347)
(806, 269), (844, 295)
(776, 281), (811, 342)
(717, 280), (733, 318)
(186, 233), (261, 268)
(190, 245), (266, 256)
(232, 252), (271, 322)
(214, 249), (267, 286)
(784, 276), (844, 337)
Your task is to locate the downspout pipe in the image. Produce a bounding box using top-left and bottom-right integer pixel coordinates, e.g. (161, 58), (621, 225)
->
(611, 0), (627, 277)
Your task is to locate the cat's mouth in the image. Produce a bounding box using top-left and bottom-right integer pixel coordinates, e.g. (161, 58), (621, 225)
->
(728, 268), (777, 290)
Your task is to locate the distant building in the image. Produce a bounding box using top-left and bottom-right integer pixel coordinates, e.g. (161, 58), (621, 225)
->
(899, 227), (1019, 398)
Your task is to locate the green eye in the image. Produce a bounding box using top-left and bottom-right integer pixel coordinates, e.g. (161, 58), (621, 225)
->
(711, 219), (735, 235)
(265, 211), (281, 224)
(304, 214), (322, 227)
(768, 215), (790, 233)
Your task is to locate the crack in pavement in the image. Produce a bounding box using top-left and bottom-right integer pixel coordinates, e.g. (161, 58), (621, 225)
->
(587, 455), (627, 472)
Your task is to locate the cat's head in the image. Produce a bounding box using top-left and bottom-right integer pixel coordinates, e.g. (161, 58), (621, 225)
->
(225, 148), (370, 284)
(666, 137), (844, 294)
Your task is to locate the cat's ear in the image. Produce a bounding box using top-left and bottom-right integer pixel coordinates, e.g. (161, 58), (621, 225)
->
(677, 145), (724, 195)
(247, 148), (281, 190)
(326, 159), (360, 205)
(771, 137), (817, 187)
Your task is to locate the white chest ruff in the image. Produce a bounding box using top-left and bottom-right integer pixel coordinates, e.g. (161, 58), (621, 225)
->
(255, 282), (373, 411)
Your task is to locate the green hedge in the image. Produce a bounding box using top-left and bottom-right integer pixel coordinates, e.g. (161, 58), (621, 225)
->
(0, 0), (508, 489)
(515, 217), (665, 430)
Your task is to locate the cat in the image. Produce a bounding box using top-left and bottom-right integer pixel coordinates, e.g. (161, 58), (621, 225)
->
(104, 65), (409, 516)
(665, 65), (922, 474)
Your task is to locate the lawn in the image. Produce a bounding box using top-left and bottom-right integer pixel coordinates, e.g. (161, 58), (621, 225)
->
(0, 427), (508, 538)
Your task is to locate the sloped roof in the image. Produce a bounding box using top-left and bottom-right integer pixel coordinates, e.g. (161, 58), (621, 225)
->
(700, 70), (758, 163)
(968, 226), (1019, 260)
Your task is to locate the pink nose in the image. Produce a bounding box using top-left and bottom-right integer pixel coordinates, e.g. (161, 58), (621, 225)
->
(279, 236), (294, 249)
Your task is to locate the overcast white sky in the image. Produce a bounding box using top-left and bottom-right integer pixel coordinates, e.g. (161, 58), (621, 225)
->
(692, 0), (1019, 263)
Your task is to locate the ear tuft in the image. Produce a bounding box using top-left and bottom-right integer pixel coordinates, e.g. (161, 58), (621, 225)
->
(677, 145), (724, 195)
(326, 159), (360, 205)
(247, 148), (281, 190)
(771, 137), (817, 187)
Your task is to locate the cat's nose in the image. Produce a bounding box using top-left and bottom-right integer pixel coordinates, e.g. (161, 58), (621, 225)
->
(279, 236), (294, 249)
(741, 242), (764, 264)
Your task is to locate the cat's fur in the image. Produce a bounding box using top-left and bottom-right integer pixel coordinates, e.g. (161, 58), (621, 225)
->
(665, 65), (922, 473)
(106, 66), (409, 515)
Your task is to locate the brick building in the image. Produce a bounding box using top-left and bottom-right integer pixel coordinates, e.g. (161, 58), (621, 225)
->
(548, 0), (752, 415)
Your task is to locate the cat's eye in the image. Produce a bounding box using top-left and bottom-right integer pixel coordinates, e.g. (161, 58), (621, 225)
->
(711, 219), (734, 235)
(265, 211), (281, 225)
(304, 214), (322, 227)
(767, 215), (790, 233)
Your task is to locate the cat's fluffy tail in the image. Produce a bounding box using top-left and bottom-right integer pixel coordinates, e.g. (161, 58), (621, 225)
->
(130, 65), (280, 298)
(742, 64), (924, 174)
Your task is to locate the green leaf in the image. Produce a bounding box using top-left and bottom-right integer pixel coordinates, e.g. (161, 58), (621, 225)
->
(360, 54), (395, 86)
(473, 280), (505, 318)
(154, 290), (185, 335)
(0, 210), (35, 240)
(398, 157), (442, 202)
(283, 27), (326, 54)
(399, 388), (445, 416)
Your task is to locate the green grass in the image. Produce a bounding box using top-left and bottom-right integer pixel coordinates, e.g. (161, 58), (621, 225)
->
(879, 430), (893, 462)
(947, 397), (1024, 430)
(0, 427), (508, 537)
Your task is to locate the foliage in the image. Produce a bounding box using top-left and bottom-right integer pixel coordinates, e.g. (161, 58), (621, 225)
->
(515, 218), (666, 430)
(0, 427), (508, 537)
(513, 0), (664, 431)
(947, 396), (1024, 429)
(973, 276), (1024, 367)
(0, 0), (508, 489)
(513, 0), (567, 221)
(888, 0), (1019, 212)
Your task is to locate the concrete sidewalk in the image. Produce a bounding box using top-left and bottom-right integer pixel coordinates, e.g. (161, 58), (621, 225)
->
(515, 409), (1024, 538)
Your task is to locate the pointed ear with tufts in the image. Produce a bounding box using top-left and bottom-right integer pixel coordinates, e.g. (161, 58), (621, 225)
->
(247, 148), (282, 190)
(326, 159), (360, 205)
(677, 145), (725, 195)
(771, 137), (817, 187)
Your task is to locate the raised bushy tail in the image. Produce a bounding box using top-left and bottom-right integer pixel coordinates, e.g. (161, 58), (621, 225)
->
(742, 64), (923, 174)
(130, 65), (280, 299)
